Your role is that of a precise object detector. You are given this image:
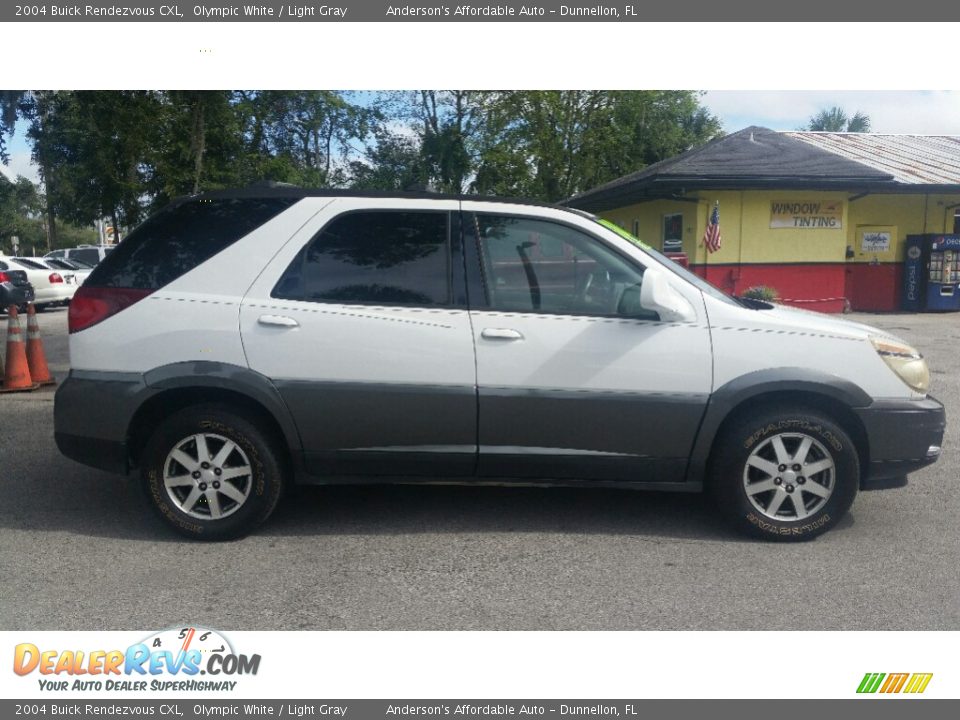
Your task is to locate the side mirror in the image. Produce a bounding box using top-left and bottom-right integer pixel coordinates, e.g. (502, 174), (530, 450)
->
(640, 268), (697, 322)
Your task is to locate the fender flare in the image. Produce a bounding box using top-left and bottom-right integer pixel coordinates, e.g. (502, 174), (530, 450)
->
(685, 367), (873, 483)
(140, 361), (303, 454)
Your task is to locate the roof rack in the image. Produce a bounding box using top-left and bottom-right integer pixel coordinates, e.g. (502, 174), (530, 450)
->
(179, 184), (580, 214)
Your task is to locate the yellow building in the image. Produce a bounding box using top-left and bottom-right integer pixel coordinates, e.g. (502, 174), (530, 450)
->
(566, 127), (960, 312)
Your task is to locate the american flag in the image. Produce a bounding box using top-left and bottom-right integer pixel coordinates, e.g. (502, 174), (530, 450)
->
(703, 204), (722, 253)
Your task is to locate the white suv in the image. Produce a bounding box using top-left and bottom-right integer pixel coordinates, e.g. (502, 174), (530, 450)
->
(54, 189), (945, 541)
(45, 245), (114, 268)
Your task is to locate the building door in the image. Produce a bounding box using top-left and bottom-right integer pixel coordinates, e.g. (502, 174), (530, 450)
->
(845, 228), (900, 311)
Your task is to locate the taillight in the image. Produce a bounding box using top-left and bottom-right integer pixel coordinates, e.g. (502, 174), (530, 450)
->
(0, 271), (10, 283)
(68, 286), (153, 333)
(49, 273), (64, 284)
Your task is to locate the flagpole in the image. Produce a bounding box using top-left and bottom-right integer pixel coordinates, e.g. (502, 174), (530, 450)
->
(704, 199), (719, 283)
(703, 200), (712, 282)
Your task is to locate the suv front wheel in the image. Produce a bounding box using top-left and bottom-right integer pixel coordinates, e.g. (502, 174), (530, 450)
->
(711, 407), (859, 541)
(140, 404), (284, 540)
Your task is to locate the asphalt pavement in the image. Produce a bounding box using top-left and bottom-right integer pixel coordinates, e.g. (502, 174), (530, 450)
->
(1, 307), (958, 630)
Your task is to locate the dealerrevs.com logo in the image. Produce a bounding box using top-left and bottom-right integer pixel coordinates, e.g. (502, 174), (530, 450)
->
(13, 627), (260, 692)
(857, 673), (933, 694)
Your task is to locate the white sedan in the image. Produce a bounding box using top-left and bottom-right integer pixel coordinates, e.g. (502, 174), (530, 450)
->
(0, 255), (76, 309)
(37, 257), (93, 286)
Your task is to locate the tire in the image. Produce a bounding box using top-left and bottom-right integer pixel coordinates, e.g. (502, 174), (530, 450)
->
(710, 407), (859, 541)
(140, 404), (285, 540)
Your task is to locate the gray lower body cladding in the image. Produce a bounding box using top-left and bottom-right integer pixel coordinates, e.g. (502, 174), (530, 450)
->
(54, 369), (945, 492)
(54, 370), (148, 474)
(854, 396), (946, 485)
(277, 380), (706, 484)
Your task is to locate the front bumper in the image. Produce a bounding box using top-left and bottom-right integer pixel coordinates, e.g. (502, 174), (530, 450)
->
(855, 396), (946, 489)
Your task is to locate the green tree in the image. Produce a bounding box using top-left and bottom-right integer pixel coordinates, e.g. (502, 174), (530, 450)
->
(375, 91), (489, 193)
(0, 173), (45, 253)
(348, 128), (428, 191)
(0, 90), (26, 165)
(32, 91), (163, 236)
(234, 91), (374, 187)
(474, 90), (722, 202)
(806, 106), (871, 132)
(151, 91), (243, 204)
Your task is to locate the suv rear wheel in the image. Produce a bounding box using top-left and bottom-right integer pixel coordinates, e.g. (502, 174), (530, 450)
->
(140, 404), (284, 540)
(710, 407), (859, 541)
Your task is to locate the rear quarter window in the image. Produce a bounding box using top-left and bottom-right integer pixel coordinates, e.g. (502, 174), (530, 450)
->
(85, 197), (297, 290)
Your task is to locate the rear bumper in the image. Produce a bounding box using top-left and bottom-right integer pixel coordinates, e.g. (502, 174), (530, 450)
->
(855, 396), (946, 488)
(0, 282), (35, 307)
(34, 286), (76, 305)
(54, 370), (151, 474)
(54, 431), (129, 474)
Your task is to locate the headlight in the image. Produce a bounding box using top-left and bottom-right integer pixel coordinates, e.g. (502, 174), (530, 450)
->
(870, 336), (930, 394)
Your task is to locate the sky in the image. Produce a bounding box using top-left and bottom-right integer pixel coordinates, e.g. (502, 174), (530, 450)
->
(4, 90), (960, 185)
(703, 90), (960, 134)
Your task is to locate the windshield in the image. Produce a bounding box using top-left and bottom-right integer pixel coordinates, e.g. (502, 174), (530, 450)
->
(593, 217), (742, 307)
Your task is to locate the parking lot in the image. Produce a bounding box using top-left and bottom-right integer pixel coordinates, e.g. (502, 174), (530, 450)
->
(1, 307), (958, 630)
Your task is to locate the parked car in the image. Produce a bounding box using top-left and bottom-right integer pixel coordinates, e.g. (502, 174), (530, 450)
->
(55, 189), (946, 541)
(45, 245), (115, 268)
(36, 257), (92, 286)
(0, 255), (75, 309)
(0, 259), (35, 312)
(15, 256), (83, 289)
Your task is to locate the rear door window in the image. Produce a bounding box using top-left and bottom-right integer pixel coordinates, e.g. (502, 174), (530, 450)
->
(85, 197), (297, 289)
(273, 210), (451, 306)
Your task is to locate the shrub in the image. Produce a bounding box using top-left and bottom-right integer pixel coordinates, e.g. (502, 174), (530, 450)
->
(741, 285), (780, 303)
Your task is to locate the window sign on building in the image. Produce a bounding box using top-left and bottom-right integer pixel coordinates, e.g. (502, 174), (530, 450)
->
(663, 213), (683, 251)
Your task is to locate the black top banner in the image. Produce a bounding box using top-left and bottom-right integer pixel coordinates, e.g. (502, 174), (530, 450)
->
(1, 0), (945, 22)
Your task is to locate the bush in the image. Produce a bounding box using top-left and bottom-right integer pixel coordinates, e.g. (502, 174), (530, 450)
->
(741, 285), (780, 303)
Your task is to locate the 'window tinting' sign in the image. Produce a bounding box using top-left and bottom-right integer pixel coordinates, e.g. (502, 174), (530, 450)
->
(770, 201), (844, 229)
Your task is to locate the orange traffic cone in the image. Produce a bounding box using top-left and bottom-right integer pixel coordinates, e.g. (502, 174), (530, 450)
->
(25, 303), (56, 386)
(0, 305), (39, 393)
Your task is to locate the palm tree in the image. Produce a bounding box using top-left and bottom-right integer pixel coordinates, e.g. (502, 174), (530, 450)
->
(806, 106), (871, 132)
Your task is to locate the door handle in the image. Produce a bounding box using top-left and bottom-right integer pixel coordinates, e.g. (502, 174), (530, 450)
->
(481, 328), (524, 341)
(258, 314), (300, 328)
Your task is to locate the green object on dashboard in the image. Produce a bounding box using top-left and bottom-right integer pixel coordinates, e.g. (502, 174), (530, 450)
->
(597, 218), (652, 250)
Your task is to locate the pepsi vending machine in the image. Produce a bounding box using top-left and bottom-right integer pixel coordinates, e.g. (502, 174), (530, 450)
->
(903, 234), (960, 311)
